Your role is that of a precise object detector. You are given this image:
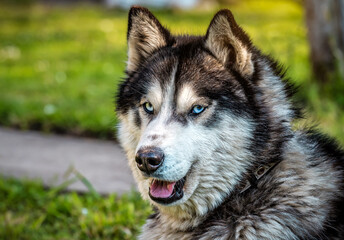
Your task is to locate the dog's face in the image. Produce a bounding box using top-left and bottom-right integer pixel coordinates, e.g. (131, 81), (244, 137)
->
(116, 7), (266, 215)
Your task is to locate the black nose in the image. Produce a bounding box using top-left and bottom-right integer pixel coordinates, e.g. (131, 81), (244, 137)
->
(135, 147), (164, 174)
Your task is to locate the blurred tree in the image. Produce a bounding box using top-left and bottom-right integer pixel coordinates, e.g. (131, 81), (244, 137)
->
(293, 0), (304, 4)
(305, 0), (344, 83)
(216, 0), (238, 4)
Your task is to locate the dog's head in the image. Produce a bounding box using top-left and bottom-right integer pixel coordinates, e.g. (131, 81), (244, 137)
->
(116, 7), (294, 217)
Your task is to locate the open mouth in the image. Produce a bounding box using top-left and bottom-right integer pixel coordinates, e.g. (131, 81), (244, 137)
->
(149, 177), (186, 204)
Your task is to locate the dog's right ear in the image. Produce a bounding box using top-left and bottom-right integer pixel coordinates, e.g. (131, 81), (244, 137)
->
(127, 6), (173, 72)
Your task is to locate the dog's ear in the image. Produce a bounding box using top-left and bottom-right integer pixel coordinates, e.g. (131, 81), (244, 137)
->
(127, 6), (172, 72)
(205, 9), (254, 77)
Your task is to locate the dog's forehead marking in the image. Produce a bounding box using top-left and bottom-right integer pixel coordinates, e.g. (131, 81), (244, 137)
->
(144, 60), (209, 124)
(144, 62), (178, 123)
(163, 64), (178, 109)
(146, 61), (178, 101)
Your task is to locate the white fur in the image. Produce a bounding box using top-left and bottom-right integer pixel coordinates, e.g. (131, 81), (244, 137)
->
(119, 75), (255, 224)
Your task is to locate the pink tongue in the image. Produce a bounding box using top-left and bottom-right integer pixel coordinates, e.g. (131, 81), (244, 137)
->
(150, 180), (176, 198)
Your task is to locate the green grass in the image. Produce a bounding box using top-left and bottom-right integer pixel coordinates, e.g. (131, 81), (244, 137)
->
(0, 5), (128, 138)
(0, 176), (151, 240)
(1, 0), (343, 143)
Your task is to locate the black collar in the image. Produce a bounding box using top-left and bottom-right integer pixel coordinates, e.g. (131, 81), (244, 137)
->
(237, 160), (281, 194)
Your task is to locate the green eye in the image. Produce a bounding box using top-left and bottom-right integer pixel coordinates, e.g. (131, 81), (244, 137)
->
(192, 105), (205, 115)
(143, 102), (154, 114)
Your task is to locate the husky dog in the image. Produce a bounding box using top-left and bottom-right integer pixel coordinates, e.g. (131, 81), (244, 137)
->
(116, 6), (344, 239)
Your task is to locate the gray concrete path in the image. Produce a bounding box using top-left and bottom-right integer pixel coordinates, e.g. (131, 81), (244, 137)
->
(0, 127), (135, 195)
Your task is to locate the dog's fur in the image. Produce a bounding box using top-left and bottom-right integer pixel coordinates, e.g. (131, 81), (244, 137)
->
(116, 6), (344, 239)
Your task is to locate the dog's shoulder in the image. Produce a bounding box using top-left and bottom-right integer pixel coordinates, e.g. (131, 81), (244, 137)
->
(191, 132), (344, 239)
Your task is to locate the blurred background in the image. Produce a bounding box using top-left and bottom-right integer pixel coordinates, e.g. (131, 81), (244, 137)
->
(0, 0), (343, 239)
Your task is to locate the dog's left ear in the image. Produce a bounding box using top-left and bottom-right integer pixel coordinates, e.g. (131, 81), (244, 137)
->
(205, 10), (254, 77)
(127, 6), (173, 72)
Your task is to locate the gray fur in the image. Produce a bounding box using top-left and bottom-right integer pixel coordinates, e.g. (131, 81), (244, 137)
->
(116, 7), (344, 240)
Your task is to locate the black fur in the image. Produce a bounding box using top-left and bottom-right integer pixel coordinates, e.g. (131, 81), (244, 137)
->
(116, 7), (344, 239)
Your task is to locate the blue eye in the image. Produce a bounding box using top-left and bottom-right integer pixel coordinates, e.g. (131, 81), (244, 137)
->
(143, 102), (154, 114)
(192, 105), (205, 115)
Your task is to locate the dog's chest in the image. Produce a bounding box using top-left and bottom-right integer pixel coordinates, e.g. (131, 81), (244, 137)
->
(139, 229), (193, 240)
(139, 218), (232, 240)
(139, 220), (192, 240)
(139, 226), (231, 240)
